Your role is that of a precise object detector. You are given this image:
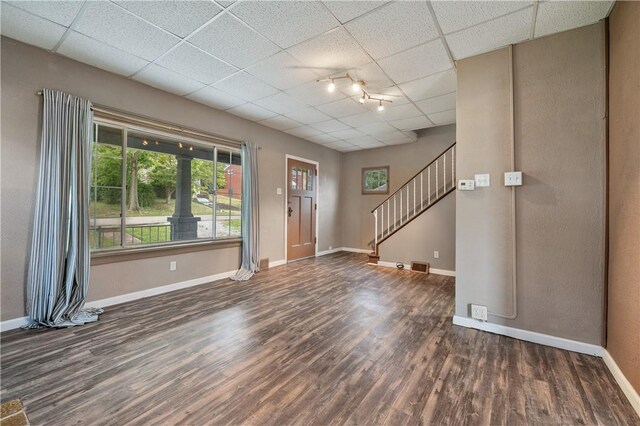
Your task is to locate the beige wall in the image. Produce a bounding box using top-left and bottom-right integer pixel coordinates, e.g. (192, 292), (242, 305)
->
(456, 23), (606, 345)
(607, 1), (640, 393)
(340, 125), (456, 270)
(0, 37), (343, 321)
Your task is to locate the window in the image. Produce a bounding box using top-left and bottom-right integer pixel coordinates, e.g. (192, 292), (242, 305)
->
(362, 166), (389, 194)
(290, 166), (314, 191)
(90, 120), (242, 251)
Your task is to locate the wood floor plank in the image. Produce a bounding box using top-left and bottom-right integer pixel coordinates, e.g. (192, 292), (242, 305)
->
(1, 252), (637, 425)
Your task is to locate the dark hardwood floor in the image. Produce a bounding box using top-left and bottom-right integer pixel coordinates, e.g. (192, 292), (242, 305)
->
(1, 252), (637, 425)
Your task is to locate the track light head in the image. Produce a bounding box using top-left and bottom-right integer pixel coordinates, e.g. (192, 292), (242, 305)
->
(359, 93), (366, 104)
(327, 80), (336, 92)
(377, 100), (384, 112)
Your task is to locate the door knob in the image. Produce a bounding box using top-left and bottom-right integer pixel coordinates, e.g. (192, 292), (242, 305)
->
(288, 207), (293, 217)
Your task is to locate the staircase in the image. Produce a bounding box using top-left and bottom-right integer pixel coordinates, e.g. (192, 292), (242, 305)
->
(369, 143), (456, 263)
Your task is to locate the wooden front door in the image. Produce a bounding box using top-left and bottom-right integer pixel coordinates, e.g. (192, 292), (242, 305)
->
(287, 159), (317, 261)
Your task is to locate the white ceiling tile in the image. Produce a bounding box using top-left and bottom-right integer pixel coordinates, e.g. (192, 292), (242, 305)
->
(431, 1), (530, 35)
(58, 31), (150, 77)
(357, 121), (397, 136)
(324, 140), (358, 151)
(156, 43), (237, 85)
(246, 51), (318, 90)
(377, 103), (422, 121)
(287, 27), (371, 71)
(322, 1), (388, 24)
(378, 39), (452, 84)
(6, 1), (84, 27)
(346, 135), (382, 147)
(186, 85), (246, 109)
(0, 3), (66, 50)
(230, 1), (339, 49)
(329, 128), (364, 140)
(258, 115), (303, 131)
(306, 133), (340, 145)
(133, 64), (205, 96)
(348, 62), (395, 93)
(339, 111), (381, 127)
(74, 1), (180, 61)
(399, 69), (457, 102)
(534, 1), (613, 38)
(216, 0), (236, 7)
(284, 107), (332, 125)
(227, 103), (278, 121)
(384, 138), (415, 146)
(376, 130), (415, 143)
(309, 120), (351, 133)
(254, 92), (309, 115)
(316, 98), (368, 118)
(390, 116), (434, 131)
(345, 1), (438, 59)
(446, 7), (532, 60)
(416, 92), (457, 115)
(114, 1), (222, 38)
(213, 72), (279, 102)
(285, 81), (347, 106)
(427, 109), (456, 125)
(285, 126), (324, 138)
(188, 12), (280, 68)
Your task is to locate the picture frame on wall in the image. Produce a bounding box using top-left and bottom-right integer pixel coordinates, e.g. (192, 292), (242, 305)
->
(362, 166), (389, 195)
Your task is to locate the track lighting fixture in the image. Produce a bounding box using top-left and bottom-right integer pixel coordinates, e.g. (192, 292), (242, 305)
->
(317, 74), (392, 112)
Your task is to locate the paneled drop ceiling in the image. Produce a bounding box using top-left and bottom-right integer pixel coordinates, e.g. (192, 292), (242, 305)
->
(1, 0), (614, 152)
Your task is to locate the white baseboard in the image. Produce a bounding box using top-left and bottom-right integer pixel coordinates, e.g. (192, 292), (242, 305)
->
(317, 247), (343, 256)
(0, 316), (31, 332)
(341, 247), (371, 254)
(85, 269), (237, 310)
(452, 315), (602, 356)
(376, 261), (456, 277)
(603, 349), (640, 417)
(268, 259), (286, 268)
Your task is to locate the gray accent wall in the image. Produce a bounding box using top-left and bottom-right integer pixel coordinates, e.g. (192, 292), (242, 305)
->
(340, 125), (456, 271)
(0, 37), (343, 321)
(455, 23), (606, 345)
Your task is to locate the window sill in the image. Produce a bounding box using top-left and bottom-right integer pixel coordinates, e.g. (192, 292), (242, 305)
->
(90, 238), (242, 265)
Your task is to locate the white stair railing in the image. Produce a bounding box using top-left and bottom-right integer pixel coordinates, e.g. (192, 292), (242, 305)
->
(372, 143), (456, 254)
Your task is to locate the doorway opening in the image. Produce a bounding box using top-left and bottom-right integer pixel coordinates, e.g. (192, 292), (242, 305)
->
(285, 155), (318, 262)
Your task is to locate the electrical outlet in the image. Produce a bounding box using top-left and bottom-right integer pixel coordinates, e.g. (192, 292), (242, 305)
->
(329, 246), (332, 250)
(433, 251), (440, 259)
(471, 304), (488, 321)
(504, 171), (522, 186)
(170, 261), (177, 271)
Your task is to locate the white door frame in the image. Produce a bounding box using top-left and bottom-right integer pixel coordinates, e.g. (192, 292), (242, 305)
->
(284, 154), (319, 262)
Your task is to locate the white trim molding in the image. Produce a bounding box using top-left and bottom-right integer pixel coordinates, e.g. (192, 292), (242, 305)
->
(268, 259), (286, 268)
(0, 316), (31, 332)
(602, 350), (640, 417)
(317, 247), (343, 257)
(452, 315), (603, 356)
(85, 270), (237, 310)
(341, 247), (371, 254)
(376, 260), (456, 277)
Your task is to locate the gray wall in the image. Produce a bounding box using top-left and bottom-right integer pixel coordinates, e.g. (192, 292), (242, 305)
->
(340, 124), (456, 270)
(456, 23), (606, 345)
(0, 37), (343, 321)
(607, 1), (640, 393)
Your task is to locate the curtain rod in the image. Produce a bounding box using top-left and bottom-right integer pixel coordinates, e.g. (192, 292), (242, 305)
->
(35, 90), (248, 148)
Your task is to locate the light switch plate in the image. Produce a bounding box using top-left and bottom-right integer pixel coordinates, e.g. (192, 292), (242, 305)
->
(458, 179), (475, 191)
(504, 171), (522, 186)
(276, 187), (282, 195)
(475, 173), (490, 187)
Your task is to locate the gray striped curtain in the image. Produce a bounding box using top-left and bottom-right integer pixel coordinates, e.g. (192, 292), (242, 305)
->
(230, 141), (260, 281)
(26, 89), (102, 328)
